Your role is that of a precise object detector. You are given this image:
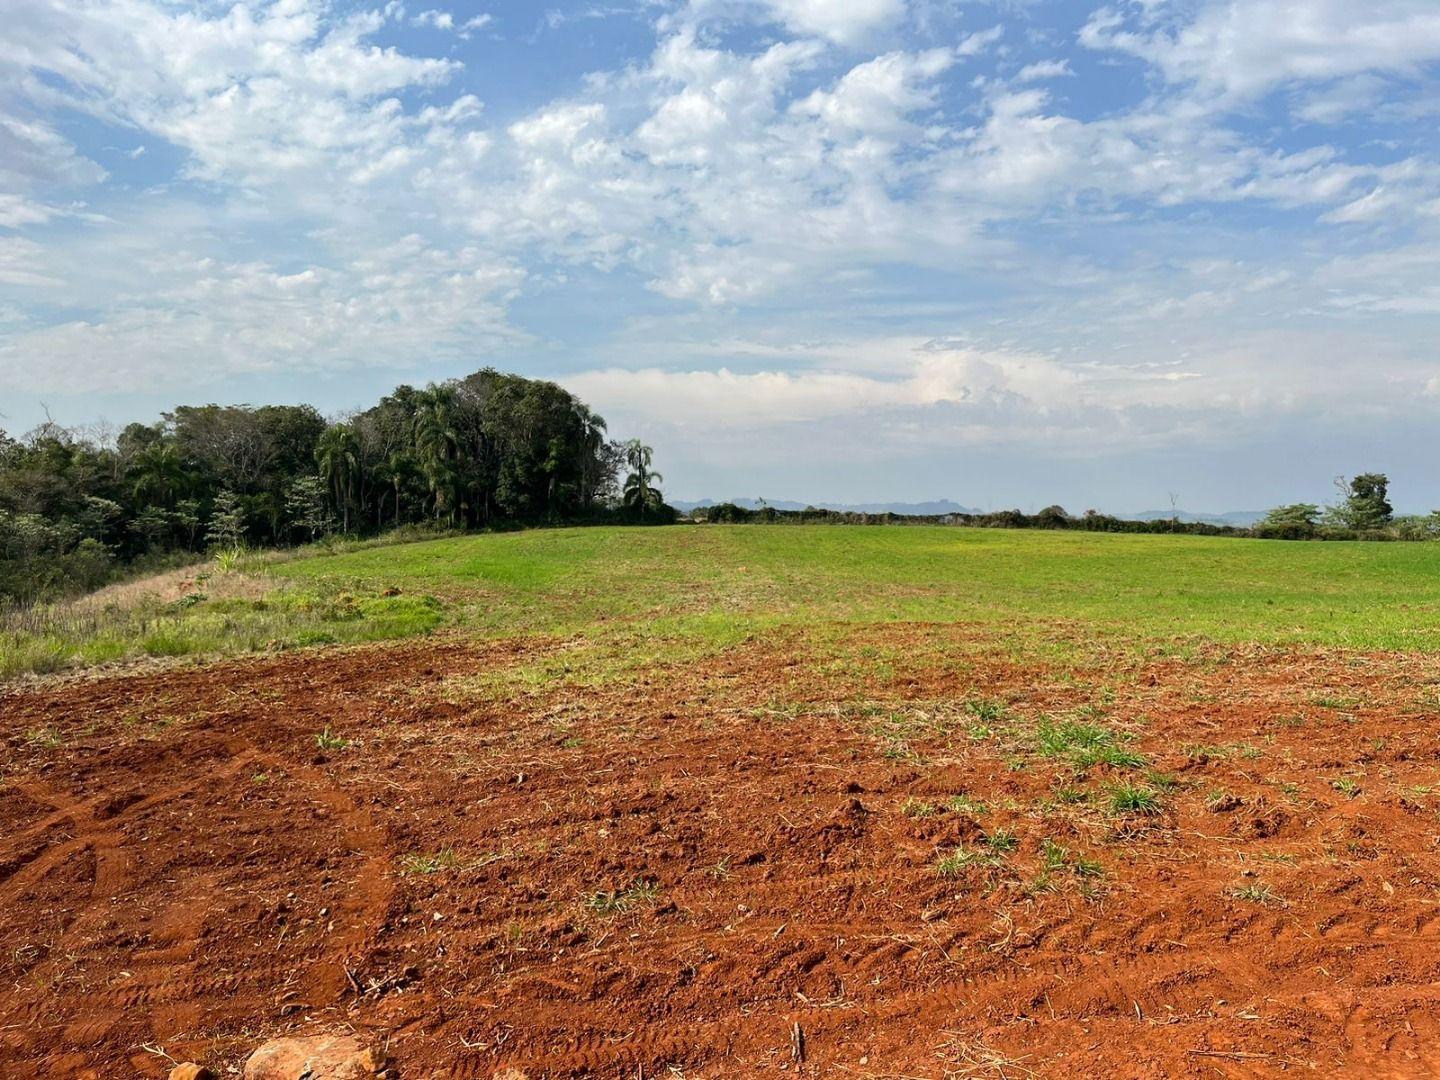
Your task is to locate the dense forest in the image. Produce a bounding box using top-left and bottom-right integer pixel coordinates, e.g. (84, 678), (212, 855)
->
(0, 368), (670, 604)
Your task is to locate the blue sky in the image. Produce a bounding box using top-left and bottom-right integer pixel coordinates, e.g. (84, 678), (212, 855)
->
(3, 0), (1440, 511)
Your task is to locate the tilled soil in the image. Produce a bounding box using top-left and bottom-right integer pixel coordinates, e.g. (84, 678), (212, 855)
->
(3, 628), (1440, 1078)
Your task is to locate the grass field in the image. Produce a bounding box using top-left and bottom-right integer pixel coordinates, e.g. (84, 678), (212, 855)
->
(273, 525), (1440, 649)
(7, 525), (1440, 680)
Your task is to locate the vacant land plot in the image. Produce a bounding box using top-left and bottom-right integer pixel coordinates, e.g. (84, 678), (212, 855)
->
(4, 527), (1440, 1077)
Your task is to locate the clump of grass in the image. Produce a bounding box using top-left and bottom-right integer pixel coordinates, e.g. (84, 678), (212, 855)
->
(1229, 882), (1282, 905)
(1052, 785), (1089, 805)
(935, 846), (1003, 877)
(946, 794), (988, 816)
(880, 738), (921, 764)
(1144, 770), (1180, 792)
(1107, 783), (1162, 816)
(1036, 720), (1146, 770)
(1029, 839), (1104, 892)
(954, 697), (1007, 741)
(1068, 852), (1104, 877)
(400, 847), (460, 875)
(1332, 777), (1361, 798)
(24, 726), (63, 749)
(984, 828), (1019, 854)
(314, 727), (350, 751)
(902, 797), (939, 819)
(585, 880), (661, 914)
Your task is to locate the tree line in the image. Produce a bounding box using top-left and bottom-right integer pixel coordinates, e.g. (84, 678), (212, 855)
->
(0, 368), (670, 604)
(695, 473), (1438, 540)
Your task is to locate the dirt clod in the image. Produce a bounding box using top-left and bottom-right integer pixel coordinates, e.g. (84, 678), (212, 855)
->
(242, 1036), (386, 1080)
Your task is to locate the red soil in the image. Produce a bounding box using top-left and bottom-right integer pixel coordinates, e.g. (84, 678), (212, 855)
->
(3, 629), (1440, 1078)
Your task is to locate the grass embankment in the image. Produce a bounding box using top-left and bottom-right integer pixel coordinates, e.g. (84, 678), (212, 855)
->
(1, 551), (441, 681)
(6, 525), (1440, 681)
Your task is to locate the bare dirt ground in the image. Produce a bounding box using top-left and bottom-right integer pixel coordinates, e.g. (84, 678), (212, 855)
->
(3, 626), (1440, 1078)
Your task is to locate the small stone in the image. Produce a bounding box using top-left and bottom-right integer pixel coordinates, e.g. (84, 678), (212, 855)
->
(243, 1035), (386, 1080)
(169, 1066), (213, 1080)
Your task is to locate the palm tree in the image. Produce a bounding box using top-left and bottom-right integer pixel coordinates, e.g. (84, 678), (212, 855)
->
(575, 405), (608, 508)
(413, 388), (462, 525)
(131, 441), (186, 509)
(382, 449), (414, 526)
(316, 424), (360, 533)
(622, 439), (663, 514)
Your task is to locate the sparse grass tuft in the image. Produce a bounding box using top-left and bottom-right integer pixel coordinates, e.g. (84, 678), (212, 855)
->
(902, 797), (938, 818)
(585, 880), (661, 915)
(946, 794), (988, 816)
(24, 726), (63, 749)
(1229, 882), (1282, 905)
(1143, 770), (1181, 792)
(1030, 839), (1104, 891)
(984, 828), (1019, 853)
(400, 847), (460, 875)
(314, 727), (350, 751)
(935, 846), (1004, 876)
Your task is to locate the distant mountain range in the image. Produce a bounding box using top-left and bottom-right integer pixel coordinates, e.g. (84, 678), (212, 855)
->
(669, 498), (982, 515)
(670, 497), (1268, 527)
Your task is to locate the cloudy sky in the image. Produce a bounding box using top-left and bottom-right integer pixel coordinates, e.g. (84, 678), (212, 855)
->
(3, 0), (1440, 511)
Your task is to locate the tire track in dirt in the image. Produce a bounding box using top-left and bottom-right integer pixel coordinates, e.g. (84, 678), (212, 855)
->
(0, 732), (399, 1072)
(6, 630), (1440, 1076)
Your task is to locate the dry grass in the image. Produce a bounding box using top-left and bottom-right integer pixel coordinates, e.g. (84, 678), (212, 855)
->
(1, 551), (442, 682)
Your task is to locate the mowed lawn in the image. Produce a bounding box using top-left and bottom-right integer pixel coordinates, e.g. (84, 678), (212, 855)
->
(273, 525), (1440, 651)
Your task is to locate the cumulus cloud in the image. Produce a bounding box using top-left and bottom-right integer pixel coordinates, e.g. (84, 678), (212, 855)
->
(1080, 0), (1440, 104)
(1015, 59), (1071, 83)
(0, 239), (527, 393)
(683, 0), (907, 45)
(1, 0), (1438, 504)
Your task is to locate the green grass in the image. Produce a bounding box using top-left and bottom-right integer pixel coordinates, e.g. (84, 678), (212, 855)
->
(271, 525), (1440, 650)
(1036, 720), (1146, 770)
(2, 577), (444, 680)
(10, 523), (1440, 681)
(584, 880), (661, 915)
(1108, 783), (1164, 816)
(935, 846), (1005, 876)
(400, 847), (460, 875)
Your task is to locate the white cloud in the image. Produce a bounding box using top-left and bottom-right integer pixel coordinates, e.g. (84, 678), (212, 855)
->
(0, 239), (527, 393)
(2, 0), (461, 190)
(0, 238), (64, 287)
(957, 25), (1003, 57)
(1016, 59), (1072, 83)
(1081, 0), (1440, 104)
(758, 0), (907, 45)
(0, 194), (59, 229)
(1, 0), (1438, 504)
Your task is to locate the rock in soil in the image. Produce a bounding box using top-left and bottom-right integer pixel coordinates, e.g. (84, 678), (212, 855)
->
(168, 1067), (213, 1080)
(242, 1035), (388, 1080)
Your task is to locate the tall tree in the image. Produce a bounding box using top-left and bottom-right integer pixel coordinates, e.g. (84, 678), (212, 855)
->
(413, 387), (462, 524)
(316, 424), (361, 533)
(622, 439), (664, 514)
(1328, 474), (1393, 531)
